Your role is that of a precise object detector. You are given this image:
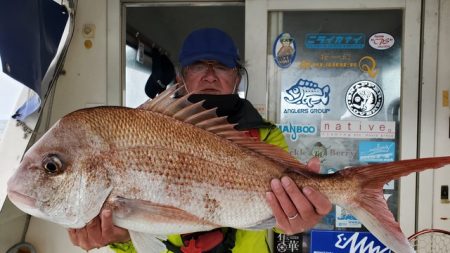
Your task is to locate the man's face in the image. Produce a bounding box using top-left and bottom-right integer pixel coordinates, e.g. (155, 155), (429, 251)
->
(181, 61), (241, 95)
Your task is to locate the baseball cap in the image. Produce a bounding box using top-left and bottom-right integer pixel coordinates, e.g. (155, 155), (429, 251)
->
(179, 28), (240, 68)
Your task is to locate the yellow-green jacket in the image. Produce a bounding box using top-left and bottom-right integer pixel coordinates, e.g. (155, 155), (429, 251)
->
(110, 126), (288, 253)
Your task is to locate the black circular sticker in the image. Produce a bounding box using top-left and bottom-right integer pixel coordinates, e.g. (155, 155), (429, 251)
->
(346, 80), (384, 118)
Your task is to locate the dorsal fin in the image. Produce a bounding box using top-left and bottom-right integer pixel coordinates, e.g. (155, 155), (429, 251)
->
(137, 84), (308, 171)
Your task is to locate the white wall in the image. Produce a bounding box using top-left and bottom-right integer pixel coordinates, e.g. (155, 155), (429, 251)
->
(24, 0), (111, 252)
(433, 0), (450, 229)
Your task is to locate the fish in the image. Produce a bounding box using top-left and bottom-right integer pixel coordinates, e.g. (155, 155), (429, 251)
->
(284, 78), (331, 107)
(6, 85), (450, 253)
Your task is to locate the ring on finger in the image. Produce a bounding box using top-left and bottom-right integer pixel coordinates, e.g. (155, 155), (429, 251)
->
(288, 213), (299, 220)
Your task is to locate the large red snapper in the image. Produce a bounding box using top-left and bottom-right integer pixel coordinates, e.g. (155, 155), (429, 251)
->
(6, 86), (450, 253)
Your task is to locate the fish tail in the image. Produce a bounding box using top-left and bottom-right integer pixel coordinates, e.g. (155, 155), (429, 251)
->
(335, 156), (450, 253)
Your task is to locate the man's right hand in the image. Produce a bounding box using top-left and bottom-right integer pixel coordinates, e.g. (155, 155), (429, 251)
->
(68, 209), (131, 251)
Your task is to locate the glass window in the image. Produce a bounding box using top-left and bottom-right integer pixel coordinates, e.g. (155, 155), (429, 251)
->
(267, 10), (402, 253)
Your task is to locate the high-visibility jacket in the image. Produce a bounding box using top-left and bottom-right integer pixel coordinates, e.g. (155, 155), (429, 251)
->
(110, 126), (288, 253)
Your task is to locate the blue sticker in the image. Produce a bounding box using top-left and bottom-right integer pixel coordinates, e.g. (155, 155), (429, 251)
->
(277, 123), (317, 141)
(273, 32), (297, 68)
(305, 33), (365, 49)
(310, 230), (391, 253)
(284, 79), (331, 108)
(359, 141), (395, 162)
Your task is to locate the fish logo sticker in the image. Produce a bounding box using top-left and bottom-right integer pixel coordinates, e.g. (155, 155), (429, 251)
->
(346, 81), (384, 118)
(273, 32), (296, 68)
(284, 79), (331, 108)
(369, 33), (395, 50)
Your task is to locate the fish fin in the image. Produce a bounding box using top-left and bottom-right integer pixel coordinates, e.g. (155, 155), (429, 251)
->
(129, 230), (167, 253)
(111, 196), (218, 234)
(336, 156), (450, 253)
(137, 84), (308, 172)
(242, 217), (276, 230)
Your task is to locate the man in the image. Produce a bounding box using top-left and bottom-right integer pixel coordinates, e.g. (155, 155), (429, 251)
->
(69, 28), (331, 253)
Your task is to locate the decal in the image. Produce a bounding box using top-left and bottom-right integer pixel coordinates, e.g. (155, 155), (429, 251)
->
(346, 80), (384, 118)
(305, 33), (365, 49)
(310, 230), (391, 253)
(369, 33), (395, 50)
(284, 79), (330, 108)
(288, 147), (309, 157)
(299, 60), (357, 69)
(335, 205), (362, 228)
(277, 123), (317, 141)
(274, 233), (302, 253)
(311, 142), (327, 160)
(320, 53), (352, 61)
(358, 56), (378, 78)
(358, 141), (396, 162)
(273, 32), (297, 68)
(298, 55), (378, 78)
(320, 120), (396, 139)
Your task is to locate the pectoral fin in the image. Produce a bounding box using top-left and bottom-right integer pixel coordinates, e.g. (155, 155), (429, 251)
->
(109, 196), (219, 235)
(129, 230), (167, 253)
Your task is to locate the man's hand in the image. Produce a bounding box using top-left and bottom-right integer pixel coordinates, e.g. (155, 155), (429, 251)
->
(68, 209), (131, 251)
(266, 157), (332, 235)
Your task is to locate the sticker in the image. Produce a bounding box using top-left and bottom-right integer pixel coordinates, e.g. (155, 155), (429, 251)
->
(277, 123), (317, 141)
(335, 205), (361, 228)
(273, 32), (297, 68)
(274, 233), (302, 253)
(311, 142), (328, 160)
(320, 120), (396, 139)
(310, 230), (391, 253)
(299, 60), (357, 69)
(284, 79), (331, 108)
(305, 33), (365, 49)
(358, 56), (378, 78)
(369, 33), (395, 50)
(359, 141), (396, 162)
(346, 80), (384, 118)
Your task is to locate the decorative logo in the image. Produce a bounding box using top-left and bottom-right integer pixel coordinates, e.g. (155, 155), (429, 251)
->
(284, 79), (330, 108)
(320, 120), (396, 139)
(335, 232), (390, 253)
(358, 56), (378, 78)
(273, 32), (296, 68)
(311, 142), (327, 160)
(359, 141), (396, 162)
(346, 81), (384, 118)
(305, 33), (365, 49)
(310, 230), (391, 253)
(277, 123), (317, 141)
(369, 33), (395, 50)
(275, 233), (301, 253)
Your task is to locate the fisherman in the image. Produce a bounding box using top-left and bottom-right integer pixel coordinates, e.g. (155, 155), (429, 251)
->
(68, 28), (332, 253)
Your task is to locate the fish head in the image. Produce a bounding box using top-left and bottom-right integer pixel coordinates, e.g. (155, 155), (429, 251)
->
(7, 111), (113, 228)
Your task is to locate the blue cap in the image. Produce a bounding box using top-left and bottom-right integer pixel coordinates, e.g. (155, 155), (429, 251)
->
(179, 28), (240, 68)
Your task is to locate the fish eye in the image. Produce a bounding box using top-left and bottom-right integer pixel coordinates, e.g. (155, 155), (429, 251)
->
(42, 155), (63, 174)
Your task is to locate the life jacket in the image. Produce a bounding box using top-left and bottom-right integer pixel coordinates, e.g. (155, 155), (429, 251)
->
(163, 228), (237, 253)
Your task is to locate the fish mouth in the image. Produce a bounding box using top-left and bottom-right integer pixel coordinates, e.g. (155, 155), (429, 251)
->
(7, 190), (37, 208)
(284, 93), (301, 103)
